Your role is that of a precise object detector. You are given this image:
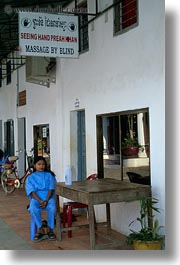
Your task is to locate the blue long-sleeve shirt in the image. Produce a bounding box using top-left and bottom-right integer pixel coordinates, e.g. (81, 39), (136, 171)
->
(26, 171), (56, 201)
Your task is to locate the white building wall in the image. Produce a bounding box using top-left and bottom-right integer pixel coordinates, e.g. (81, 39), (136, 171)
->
(0, 63), (59, 171)
(56, 0), (165, 234)
(0, 0), (165, 236)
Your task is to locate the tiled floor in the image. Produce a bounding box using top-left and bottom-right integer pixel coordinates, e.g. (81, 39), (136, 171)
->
(0, 186), (133, 250)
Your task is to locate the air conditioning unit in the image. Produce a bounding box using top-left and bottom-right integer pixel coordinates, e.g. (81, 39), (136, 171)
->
(26, 57), (56, 87)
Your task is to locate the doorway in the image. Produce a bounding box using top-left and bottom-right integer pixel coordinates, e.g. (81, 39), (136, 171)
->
(4, 119), (14, 156)
(18, 117), (26, 176)
(33, 124), (50, 169)
(0, 120), (2, 150)
(77, 110), (86, 180)
(70, 110), (86, 181)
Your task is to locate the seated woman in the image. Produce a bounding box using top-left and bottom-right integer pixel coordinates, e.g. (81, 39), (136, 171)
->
(26, 156), (57, 242)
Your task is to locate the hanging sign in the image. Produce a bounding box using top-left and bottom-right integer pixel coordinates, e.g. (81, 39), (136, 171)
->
(19, 12), (79, 58)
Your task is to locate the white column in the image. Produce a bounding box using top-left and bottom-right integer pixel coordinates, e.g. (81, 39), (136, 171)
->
(103, 117), (109, 154)
(137, 113), (147, 157)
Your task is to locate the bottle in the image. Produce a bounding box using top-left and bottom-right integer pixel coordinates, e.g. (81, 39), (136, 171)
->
(64, 165), (72, 185)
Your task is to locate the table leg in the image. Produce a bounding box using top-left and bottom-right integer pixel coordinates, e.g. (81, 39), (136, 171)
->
(67, 205), (72, 238)
(88, 203), (95, 250)
(106, 203), (111, 233)
(56, 195), (61, 240)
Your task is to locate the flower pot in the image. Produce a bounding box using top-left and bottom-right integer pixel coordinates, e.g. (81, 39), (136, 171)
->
(133, 240), (162, 250)
(122, 146), (139, 157)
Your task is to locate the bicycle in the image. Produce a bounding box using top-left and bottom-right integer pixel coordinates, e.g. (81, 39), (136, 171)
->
(0, 148), (34, 194)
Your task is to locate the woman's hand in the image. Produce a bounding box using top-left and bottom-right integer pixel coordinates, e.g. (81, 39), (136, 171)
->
(31, 192), (48, 208)
(40, 200), (48, 208)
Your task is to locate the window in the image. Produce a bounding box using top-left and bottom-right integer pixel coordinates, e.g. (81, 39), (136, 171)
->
(96, 109), (150, 180)
(114, 0), (138, 34)
(6, 60), (11, 85)
(78, 1), (89, 53)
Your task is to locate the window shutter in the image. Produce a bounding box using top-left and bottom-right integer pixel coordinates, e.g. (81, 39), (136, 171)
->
(122, 0), (137, 29)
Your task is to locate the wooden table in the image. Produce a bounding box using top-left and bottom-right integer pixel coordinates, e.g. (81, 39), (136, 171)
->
(55, 178), (151, 250)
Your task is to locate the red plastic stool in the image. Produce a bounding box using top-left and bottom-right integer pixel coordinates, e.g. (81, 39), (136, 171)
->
(63, 202), (88, 238)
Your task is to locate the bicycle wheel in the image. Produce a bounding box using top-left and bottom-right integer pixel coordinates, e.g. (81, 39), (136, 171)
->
(1, 170), (16, 193)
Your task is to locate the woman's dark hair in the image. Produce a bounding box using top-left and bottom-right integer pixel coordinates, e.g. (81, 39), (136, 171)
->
(33, 156), (55, 176)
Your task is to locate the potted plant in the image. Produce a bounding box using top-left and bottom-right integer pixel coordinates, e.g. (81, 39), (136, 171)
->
(122, 135), (140, 157)
(127, 197), (164, 250)
(122, 114), (140, 157)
